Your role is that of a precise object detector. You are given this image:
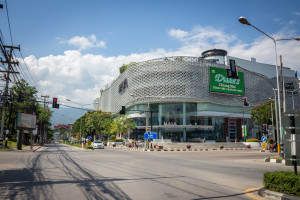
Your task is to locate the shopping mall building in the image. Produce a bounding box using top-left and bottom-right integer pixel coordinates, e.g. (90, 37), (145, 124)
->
(96, 49), (299, 142)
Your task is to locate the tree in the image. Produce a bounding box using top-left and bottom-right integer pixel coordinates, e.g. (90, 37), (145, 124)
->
(71, 114), (91, 138)
(251, 99), (275, 126)
(84, 110), (113, 140)
(3, 79), (53, 142)
(119, 62), (136, 74)
(110, 114), (136, 140)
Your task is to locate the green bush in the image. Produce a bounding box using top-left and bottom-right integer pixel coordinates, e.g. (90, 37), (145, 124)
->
(84, 145), (93, 149)
(267, 138), (273, 145)
(216, 139), (226, 142)
(108, 139), (123, 142)
(246, 138), (259, 142)
(264, 171), (300, 197)
(110, 135), (116, 140)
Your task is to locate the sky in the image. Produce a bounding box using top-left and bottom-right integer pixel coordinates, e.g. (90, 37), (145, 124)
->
(0, 0), (300, 125)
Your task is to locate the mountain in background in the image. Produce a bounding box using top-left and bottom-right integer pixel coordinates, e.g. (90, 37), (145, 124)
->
(50, 106), (91, 128)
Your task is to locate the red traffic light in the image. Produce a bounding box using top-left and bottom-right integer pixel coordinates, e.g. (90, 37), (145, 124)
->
(243, 97), (249, 106)
(53, 98), (57, 102)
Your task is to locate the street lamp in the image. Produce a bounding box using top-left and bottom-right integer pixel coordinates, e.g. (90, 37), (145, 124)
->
(66, 99), (92, 143)
(287, 88), (300, 110)
(239, 16), (283, 151)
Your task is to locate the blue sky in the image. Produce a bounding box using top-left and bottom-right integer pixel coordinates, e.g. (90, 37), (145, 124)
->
(0, 0), (300, 124)
(3, 0), (300, 57)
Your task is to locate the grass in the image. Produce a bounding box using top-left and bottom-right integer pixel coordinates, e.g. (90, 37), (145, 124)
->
(0, 141), (27, 151)
(65, 142), (82, 148)
(269, 156), (284, 160)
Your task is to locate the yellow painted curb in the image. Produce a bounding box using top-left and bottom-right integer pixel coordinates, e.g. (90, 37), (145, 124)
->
(244, 187), (262, 200)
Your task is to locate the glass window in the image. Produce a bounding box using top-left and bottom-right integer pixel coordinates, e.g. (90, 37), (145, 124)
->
(161, 103), (183, 125)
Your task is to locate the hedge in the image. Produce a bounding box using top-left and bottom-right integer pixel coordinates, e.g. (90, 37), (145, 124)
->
(264, 171), (300, 197)
(84, 145), (94, 149)
(108, 139), (123, 142)
(246, 138), (259, 142)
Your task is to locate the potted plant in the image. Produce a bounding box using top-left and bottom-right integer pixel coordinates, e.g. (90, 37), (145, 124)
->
(186, 144), (191, 149)
(247, 144), (251, 149)
(219, 145), (224, 150)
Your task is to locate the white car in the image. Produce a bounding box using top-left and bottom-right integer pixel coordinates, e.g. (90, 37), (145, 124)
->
(92, 141), (104, 149)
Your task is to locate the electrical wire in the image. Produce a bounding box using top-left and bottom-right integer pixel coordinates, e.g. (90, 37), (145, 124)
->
(4, 0), (13, 45)
(18, 50), (42, 93)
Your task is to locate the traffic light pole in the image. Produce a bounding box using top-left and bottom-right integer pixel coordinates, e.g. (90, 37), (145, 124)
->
(41, 95), (49, 146)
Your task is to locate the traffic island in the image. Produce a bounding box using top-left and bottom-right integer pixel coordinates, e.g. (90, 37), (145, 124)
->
(258, 188), (300, 200)
(264, 156), (286, 164)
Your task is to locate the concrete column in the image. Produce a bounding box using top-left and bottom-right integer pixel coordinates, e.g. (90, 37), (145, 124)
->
(183, 129), (186, 142)
(158, 104), (163, 140)
(183, 103), (186, 142)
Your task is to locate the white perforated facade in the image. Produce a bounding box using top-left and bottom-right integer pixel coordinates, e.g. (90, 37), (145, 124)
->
(98, 52), (299, 142)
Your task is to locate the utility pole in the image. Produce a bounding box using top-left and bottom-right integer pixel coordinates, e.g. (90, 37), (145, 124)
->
(0, 45), (20, 147)
(280, 55), (286, 112)
(40, 95), (49, 146)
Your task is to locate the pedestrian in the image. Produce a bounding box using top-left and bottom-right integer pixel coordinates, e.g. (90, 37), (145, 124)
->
(203, 138), (206, 143)
(135, 141), (137, 148)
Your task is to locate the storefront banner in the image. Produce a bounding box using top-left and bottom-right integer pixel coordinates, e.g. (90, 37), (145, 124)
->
(210, 67), (245, 96)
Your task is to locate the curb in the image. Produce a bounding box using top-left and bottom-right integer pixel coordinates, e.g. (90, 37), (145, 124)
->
(258, 188), (300, 200)
(106, 146), (260, 152)
(264, 158), (285, 164)
(32, 146), (42, 152)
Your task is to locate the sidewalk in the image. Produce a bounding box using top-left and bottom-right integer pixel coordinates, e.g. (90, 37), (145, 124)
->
(17, 144), (43, 152)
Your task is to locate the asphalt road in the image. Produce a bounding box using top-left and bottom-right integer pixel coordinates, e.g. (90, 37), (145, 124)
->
(0, 143), (292, 200)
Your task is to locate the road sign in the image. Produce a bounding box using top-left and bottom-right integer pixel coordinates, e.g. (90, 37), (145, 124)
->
(87, 136), (92, 140)
(242, 125), (247, 137)
(261, 136), (267, 142)
(144, 131), (157, 139)
(262, 142), (266, 150)
(88, 140), (91, 146)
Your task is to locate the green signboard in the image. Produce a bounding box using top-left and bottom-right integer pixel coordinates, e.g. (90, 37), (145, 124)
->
(210, 67), (245, 96)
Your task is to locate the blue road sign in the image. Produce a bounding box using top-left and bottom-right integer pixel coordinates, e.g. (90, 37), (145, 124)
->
(87, 136), (92, 140)
(144, 131), (157, 139)
(261, 136), (267, 142)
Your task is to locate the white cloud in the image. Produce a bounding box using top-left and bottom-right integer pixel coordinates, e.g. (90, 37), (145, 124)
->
(293, 11), (300, 16)
(168, 29), (188, 39)
(22, 26), (300, 108)
(60, 34), (106, 51)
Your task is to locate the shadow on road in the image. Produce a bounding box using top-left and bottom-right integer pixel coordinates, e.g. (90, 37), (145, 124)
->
(0, 144), (131, 200)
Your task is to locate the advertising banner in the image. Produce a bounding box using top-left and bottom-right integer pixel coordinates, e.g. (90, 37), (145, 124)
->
(210, 67), (245, 96)
(16, 113), (37, 129)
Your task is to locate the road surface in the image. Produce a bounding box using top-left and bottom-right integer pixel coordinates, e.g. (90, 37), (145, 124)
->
(0, 143), (291, 200)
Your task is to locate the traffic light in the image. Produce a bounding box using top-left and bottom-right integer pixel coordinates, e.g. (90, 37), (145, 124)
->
(52, 97), (59, 108)
(229, 59), (238, 79)
(262, 124), (267, 135)
(119, 106), (125, 114)
(243, 97), (249, 107)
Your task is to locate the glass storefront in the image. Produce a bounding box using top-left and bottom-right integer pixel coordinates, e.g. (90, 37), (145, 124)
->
(128, 102), (247, 142)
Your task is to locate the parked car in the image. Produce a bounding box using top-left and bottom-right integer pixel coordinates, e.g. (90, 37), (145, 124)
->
(92, 141), (104, 149)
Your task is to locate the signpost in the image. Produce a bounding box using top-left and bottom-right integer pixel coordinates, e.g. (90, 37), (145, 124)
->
(261, 136), (267, 151)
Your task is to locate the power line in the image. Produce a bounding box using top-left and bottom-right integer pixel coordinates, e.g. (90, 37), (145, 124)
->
(4, 0), (13, 45)
(18, 50), (42, 93)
